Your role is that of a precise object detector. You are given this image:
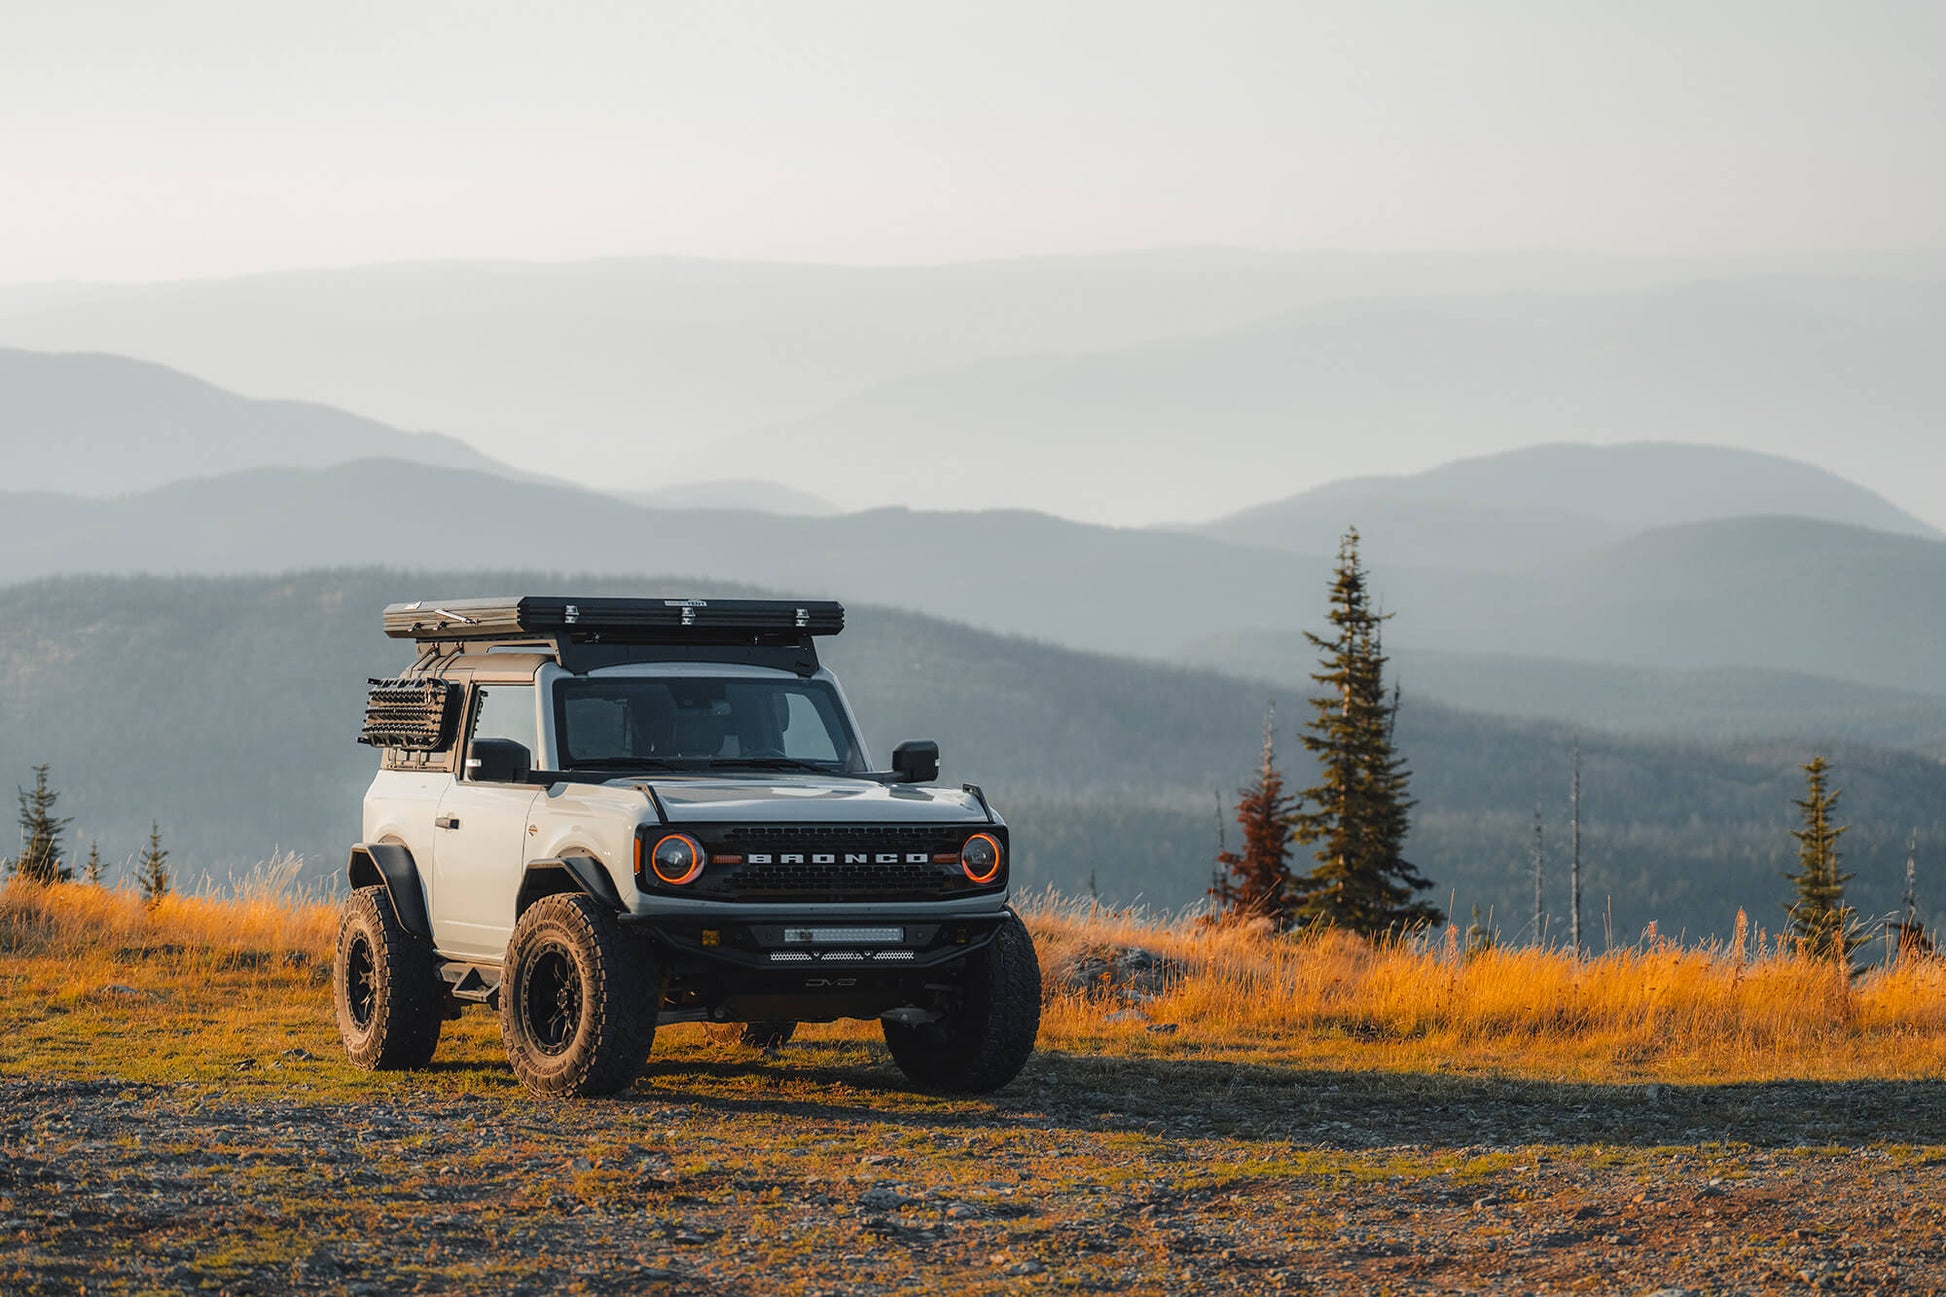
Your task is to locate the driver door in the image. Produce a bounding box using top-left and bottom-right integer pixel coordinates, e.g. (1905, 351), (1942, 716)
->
(432, 679), (543, 960)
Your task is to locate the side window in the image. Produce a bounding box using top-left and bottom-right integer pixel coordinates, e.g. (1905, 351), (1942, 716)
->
(471, 683), (538, 758)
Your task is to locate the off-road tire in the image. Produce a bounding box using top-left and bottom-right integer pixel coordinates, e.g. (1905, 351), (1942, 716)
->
(333, 885), (443, 1070)
(739, 1020), (797, 1049)
(883, 912), (1041, 1093)
(499, 893), (656, 1097)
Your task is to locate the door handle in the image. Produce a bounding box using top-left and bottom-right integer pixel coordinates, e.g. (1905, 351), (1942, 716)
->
(435, 815), (461, 830)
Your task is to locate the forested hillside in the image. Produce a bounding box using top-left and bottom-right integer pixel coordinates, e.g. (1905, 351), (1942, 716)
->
(1188, 639), (1946, 758)
(1, 571), (1939, 940)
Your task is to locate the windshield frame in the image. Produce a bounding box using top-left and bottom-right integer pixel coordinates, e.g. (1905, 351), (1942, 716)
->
(548, 667), (869, 776)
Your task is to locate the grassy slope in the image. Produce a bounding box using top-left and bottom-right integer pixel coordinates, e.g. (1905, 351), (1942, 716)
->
(6, 881), (1943, 1090)
(4, 882), (1944, 1294)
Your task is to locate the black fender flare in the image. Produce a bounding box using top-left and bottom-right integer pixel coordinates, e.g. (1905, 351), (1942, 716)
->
(347, 842), (432, 939)
(517, 854), (624, 917)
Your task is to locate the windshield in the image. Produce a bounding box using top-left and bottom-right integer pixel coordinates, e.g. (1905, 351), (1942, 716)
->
(553, 675), (865, 774)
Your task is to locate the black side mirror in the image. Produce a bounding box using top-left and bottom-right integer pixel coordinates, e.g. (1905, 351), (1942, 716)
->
(891, 739), (940, 784)
(468, 737), (532, 783)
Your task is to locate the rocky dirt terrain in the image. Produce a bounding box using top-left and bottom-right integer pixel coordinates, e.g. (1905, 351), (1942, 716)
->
(4, 1040), (1944, 1295)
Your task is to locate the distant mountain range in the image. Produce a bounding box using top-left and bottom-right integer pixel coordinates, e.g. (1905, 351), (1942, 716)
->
(2, 569), (1938, 940)
(4, 252), (1942, 526)
(3, 455), (1946, 695)
(705, 278), (1946, 524)
(625, 479), (839, 516)
(1199, 442), (1938, 569)
(0, 348), (510, 495)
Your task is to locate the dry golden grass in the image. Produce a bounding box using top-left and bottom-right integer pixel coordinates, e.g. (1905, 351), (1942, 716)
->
(1024, 893), (1946, 1082)
(0, 863), (340, 1086)
(3, 876), (1943, 1087)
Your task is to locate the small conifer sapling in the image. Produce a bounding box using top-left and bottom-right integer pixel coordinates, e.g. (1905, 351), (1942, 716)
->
(8, 764), (72, 885)
(1785, 755), (1861, 969)
(137, 821), (170, 904)
(1211, 702), (1298, 929)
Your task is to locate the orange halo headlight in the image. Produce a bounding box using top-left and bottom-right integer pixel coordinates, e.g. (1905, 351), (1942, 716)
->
(647, 833), (706, 887)
(960, 832), (1003, 885)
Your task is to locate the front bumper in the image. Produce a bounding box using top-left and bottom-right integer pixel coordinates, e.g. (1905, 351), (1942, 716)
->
(627, 909), (1009, 973)
(626, 909), (1014, 1024)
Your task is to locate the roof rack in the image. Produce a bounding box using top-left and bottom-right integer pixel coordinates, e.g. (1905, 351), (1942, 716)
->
(384, 597), (845, 675)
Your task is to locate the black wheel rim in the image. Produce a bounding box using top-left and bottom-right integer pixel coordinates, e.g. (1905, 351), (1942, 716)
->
(520, 942), (582, 1056)
(345, 933), (377, 1031)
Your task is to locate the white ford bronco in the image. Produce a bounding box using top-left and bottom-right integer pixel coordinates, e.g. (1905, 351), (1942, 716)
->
(330, 596), (1040, 1097)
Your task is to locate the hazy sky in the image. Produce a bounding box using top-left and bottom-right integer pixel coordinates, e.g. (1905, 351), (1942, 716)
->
(3, 0), (1944, 283)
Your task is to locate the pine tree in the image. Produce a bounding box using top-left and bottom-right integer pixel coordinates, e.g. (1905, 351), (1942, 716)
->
(1785, 755), (1860, 966)
(7, 764), (72, 885)
(83, 841), (104, 885)
(1211, 702), (1298, 928)
(137, 821), (170, 904)
(1291, 530), (1441, 934)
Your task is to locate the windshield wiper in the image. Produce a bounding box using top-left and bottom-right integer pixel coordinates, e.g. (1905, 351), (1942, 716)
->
(707, 757), (841, 774)
(566, 757), (692, 771)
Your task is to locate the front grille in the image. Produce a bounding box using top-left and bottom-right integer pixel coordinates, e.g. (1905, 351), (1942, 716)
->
(654, 823), (1003, 902)
(719, 825), (954, 847)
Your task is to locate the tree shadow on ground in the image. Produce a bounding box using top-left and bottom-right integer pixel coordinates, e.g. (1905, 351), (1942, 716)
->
(635, 1047), (1946, 1151)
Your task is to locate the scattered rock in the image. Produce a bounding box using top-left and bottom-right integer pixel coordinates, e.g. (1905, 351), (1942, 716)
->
(1146, 1022), (1180, 1035)
(1058, 946), (1187, 1003)
(232, 1059), (256, 1072)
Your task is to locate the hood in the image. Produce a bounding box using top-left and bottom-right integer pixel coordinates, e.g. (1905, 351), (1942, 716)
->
(640, 776), (993, 825)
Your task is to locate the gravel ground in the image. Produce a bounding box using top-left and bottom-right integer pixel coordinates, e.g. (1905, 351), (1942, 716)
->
(3, 1050), (1944, 1295)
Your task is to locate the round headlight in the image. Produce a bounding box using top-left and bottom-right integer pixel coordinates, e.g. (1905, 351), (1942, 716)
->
(649, 833), (705, 886)
(960, 832), (1003, 885)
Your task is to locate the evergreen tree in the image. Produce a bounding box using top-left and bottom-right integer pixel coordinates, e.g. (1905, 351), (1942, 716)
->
(1785, 755), (1861, 966)
(137, 821), (170, 904)
(7, 765), (72, 885)
(83, 841), (104, 886)
(1211, 702), (1299, 928)
(1291, 530), (1442, 934)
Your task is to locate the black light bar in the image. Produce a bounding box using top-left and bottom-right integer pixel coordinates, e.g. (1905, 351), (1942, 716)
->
(383, 597), (846, 643)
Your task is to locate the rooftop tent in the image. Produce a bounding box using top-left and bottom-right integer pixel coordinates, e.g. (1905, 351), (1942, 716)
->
(382, 596), (846, 675)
